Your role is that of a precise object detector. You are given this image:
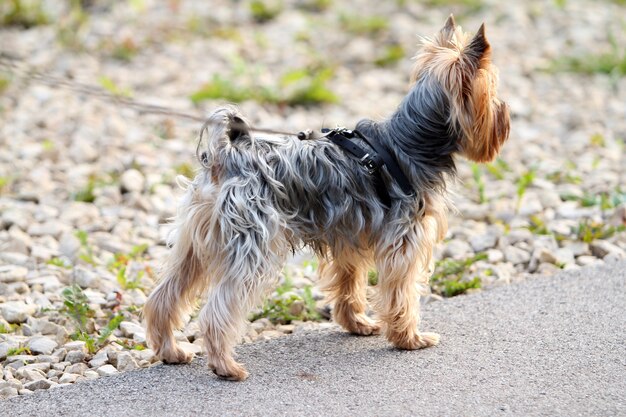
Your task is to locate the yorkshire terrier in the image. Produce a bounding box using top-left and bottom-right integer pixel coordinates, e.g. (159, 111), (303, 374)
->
(144, 16), (510, 381)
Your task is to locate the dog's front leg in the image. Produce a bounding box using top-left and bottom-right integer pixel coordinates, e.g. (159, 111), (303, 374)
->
(374, 219), (440, 350)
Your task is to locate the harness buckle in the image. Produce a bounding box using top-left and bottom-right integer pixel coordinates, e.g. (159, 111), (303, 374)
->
(359, 154), (378, 175)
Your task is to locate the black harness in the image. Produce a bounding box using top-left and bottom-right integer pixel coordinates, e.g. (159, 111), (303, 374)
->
(313, 128), (414, 207)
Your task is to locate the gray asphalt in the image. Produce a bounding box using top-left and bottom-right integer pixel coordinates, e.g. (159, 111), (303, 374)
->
(3, 260), (625, 417)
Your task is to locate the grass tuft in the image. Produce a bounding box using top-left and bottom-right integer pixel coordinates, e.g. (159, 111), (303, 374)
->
(0, 0), (48, 28)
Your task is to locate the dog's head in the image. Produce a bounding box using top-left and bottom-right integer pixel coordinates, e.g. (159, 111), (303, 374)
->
(410, 15), (510, 163)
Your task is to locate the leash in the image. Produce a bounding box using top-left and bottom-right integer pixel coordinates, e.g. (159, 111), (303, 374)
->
(0, 52), (299, 137)
(1, 53), (414, 207)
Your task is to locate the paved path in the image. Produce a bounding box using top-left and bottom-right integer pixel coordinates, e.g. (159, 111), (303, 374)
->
(3, 261), (625, 417)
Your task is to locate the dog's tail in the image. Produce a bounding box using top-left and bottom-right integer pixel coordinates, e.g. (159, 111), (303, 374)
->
(196, 105), (251, 168)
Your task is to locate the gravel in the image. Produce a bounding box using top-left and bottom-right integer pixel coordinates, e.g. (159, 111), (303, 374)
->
(1, 0), (626, 399)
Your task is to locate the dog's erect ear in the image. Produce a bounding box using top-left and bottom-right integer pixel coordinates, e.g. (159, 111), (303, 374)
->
(465, 23), (490, 63)
(442, 14), (456, 33)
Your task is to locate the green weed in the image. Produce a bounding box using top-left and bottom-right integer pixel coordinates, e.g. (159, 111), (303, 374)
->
(251, 276), (321, 324)
(526, 215), (551, 235)
(0, 176), (11, 194)
(175, 162), (196, 179)
(296, 0), (332, 12)
(47, 257), (72, 269)
(485, 158), (511, 180)
(576, 220), (626, 243)
(6, 346), (31, 356)
(422, 0), (484, 13)
(516, 169), (536, 211)
(471, 163), (487, 204)
(0, 75), (9, 94)
(431, 253), (486, 297)
(1, 0), (48, 28)
(340, 14), (388, 35)
(249, 0), (282, 23)
(368, 270), (378, 286)
(590, 133), (606, 147)
(549, 37), (626, 76)
(108, 244), (150, 290)
(75, 230), (97, 266)
(374, 44), (404, 67)
(0, 323), (19, 334)
(56, 0), (89, 50)
(73, 176), (97, 203)
(60, 284), (124, 354)
(99, 76), (132, 98)
(280, 67), (338, 106)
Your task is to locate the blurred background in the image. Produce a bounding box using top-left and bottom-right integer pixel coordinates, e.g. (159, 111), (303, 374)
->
(0, 0), (625, 392)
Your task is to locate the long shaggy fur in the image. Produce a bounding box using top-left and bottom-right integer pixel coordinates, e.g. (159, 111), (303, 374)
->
(144, 16), (510, 380)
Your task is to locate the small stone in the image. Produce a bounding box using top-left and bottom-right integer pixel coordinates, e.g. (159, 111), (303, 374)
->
(84, 370), (99, 379)
(0, 265), (28, 283)
(59, 373), (80, 384)
(590, 240), (626, 259)
(115, 351), (138, 372)
(0, 387), (18, 399)
(443, 239), (473, 259)
(23, 379), (55, 391)
(18, 388), (34, 395)
(88, 350), (109, 368)
(576, 255), (601, 267)
(63, 340), (88, 353)
(65, 363), (88, 375)
(258, 330), (284, 341)
(486, 249), (504, 263)
(17, 369), (45, 382)
(96, 364), (118, 377)
(119, 321), (145, 338)
(72, 266), (99, 289)
(470, 233), (498, 252)
(65, 350), (86, 364)
(504, 246), (531, 265)
(120, 169), (145, 193)
(28, 336), (58, 355)
(277, 324), (296, 334)
(0, 301), (38, 323)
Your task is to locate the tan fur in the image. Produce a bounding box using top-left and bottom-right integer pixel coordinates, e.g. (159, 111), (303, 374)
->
(411, 17), (510, 163)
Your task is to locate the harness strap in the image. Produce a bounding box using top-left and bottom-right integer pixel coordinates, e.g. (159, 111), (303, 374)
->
(321, 128), (414, 207)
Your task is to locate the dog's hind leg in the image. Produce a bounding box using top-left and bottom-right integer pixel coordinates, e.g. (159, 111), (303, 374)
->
(374, 216), (440, 350)
(199, 182), (287, 381)
(320, 247), (381, 336)
(144, 177), (217, 364)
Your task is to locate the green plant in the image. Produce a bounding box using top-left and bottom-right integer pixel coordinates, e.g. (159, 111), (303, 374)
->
(56, 0), (89, 50)
(73, 176), (97, 203)
(110, 38), (139, 62)
(422, 0), (484, 12)
(340, 14), (388, 35)
(108, 244), (150, 290)
(99, 76), (132, 98)
(1, 0), (48, 28)
(590, 133), (606, 147)
(281, 67), (338, 106)
(249, 0), (282, 23)
(296, 0), (332, 12)
(471, 163), (486, 204)
(431, 253), (486, 297)
(484, 158), (510, 180)
(549, 36), (626, 77)
(75, 230), (97, 265)
(526, 215), (551, 235)
(60, 284), (124, 354)
(6, 346), (31, 356)
(0, 176), (11, 194)
(516, 169), (536, 211)
(190, 74), (277, 104)
(368, 270), (378, 286)
(576, 220), (625, 243)
(47, 257), (72, 269)
(251, 276), (321, 324)
(0, 323), (19, 334)
(175, 162), (196, 179)
(374, 44), (404, 67)
(0, 75), (9, 94)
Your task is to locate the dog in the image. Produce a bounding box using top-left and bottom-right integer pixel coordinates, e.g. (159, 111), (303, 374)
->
(144, 15), (510, 381)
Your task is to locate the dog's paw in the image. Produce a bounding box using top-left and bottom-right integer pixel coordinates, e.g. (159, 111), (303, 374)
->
(345, 315), (383, 336)
(391, 331), (440, 350)
(160, 346), (194, 364)
(210, 360), (249, 381)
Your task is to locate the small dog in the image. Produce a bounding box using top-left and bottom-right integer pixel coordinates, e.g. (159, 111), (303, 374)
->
(144, 15), (509, 380)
